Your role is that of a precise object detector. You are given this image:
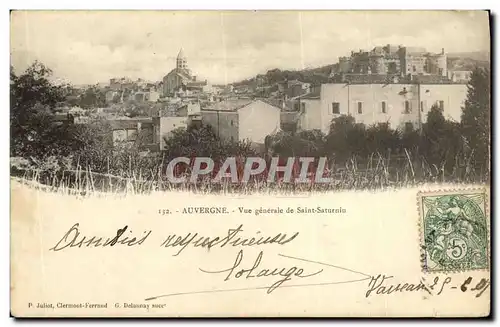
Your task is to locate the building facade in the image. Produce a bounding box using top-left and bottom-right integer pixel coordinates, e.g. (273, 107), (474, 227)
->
(153, 116), (189, 150)
(201, 99), (281, 146)
(304, 82), (469, 134)
(109, 118), (154, 148)
(152, 102), (202, 150)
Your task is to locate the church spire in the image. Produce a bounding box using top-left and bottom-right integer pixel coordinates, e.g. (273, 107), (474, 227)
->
(176, 48), (188, 70)
(177, 48), (186, 60)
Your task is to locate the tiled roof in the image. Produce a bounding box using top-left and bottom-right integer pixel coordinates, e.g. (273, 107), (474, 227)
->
(259, 98), (288, 110)
(160, 104), (188, 117)
(108, 118), (152, 130)
(341, 74), (397, 84)
(295, 90), (320, 100)
(410, 75), (454, 84)
(186, 81), (208, 87)
(204, 99), (253, 111)
(165, 68), (194, 81)
(332, 73), (456, 85)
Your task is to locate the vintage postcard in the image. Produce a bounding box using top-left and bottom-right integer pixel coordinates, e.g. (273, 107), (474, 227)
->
(10, 10), (491, 317)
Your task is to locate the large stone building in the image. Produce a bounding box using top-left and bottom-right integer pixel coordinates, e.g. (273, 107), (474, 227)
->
(294, 78), (468, 134)
(336, 45), (448, 77)
(162, 48), (211, 97)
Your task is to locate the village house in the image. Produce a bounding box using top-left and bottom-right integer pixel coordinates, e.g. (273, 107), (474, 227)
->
(278, 80), (311, 99)
(152, 102), (202, 150)
(109, 117), (155, 149)
(109, 77), (135, 91)
(290, 89), (322, 132)
(201, 99), (281, 151)
(133, 90), (160, 103)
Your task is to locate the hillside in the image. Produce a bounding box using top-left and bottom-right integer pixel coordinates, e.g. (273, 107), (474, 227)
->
(447, 51), (490, 71)
(232, 63), (338, 88)
(448, 51), (490, 62)
(233, 51), (490, 89)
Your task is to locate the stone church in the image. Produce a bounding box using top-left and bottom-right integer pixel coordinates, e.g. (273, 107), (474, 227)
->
(162, 48), (199, 96)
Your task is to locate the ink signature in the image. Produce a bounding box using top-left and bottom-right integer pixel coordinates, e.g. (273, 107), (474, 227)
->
(198, 250), (324, 294)
(145, 251), (372, 301)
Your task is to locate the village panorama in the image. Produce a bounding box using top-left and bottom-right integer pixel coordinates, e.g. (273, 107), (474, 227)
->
(11, 43), (491, 192)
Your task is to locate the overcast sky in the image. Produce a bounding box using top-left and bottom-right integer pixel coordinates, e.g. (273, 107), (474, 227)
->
(10, 10), (490, 85)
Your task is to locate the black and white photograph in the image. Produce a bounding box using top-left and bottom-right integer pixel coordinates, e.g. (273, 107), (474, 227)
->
(10, 10), (491, 193)
(9, 10), (492, 318)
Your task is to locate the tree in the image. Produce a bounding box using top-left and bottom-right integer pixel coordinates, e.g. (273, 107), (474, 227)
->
(326, 115), (366, 161)
(364, 122), (400, 156)
(461, 67), (491, 173)
(163, 124), (255, 161)
(79, 86), (106, 108)
(422, 105), (463, 175)
(10, 61), (72, 158)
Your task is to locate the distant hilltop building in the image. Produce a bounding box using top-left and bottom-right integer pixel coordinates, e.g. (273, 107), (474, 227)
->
(162, 48), (211, 97)
(336, 45), (448, 77)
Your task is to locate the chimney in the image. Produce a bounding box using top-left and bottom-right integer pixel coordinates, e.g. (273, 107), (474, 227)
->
(441, 48), (445, 55)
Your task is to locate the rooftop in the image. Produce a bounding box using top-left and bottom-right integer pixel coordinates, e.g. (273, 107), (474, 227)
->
(203, 99), (253, 111)
(108, 117), (153, 130)
(294, 90), (321, 100)
(186, 80), (208, 87)
(331, 73), (464, 85)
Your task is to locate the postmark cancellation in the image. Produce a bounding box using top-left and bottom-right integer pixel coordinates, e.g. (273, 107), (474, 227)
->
(418, 189), (490, 273)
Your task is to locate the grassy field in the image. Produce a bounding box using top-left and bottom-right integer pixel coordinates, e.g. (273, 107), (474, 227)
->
(10, 152), (490, 196)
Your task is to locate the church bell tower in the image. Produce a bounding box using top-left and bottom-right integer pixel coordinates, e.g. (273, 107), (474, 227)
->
(176, 48), (188, 70)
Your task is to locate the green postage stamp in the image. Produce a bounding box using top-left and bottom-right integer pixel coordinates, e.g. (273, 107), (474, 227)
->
(419, 189), (490, 273)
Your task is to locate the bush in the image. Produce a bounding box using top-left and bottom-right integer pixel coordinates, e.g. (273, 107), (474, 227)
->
(163, 123), (257, 161)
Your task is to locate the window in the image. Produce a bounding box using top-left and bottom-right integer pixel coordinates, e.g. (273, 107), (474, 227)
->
(381, 101), (387, 114)
(405, 122), (414, 132)
(230, 120), (234, 126)
(357, 102), (363, 114)
(420, 101), (424, 112)
(301, 102), (306, 112)
(332, 102), (340, 114)
(413, 65), (416, 72)
(439, 100), (444, 111)
(294, 103), (300, 111)
(127, 129), (138, 141)
(404, 101), (411, 114)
